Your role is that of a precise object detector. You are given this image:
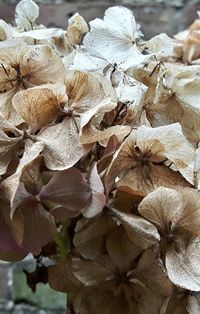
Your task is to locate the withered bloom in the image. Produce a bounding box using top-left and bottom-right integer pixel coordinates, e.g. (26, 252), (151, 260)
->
(0, 1), (200, 313)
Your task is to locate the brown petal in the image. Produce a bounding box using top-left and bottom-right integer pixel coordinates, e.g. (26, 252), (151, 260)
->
(0, 128), (22, 175)
(80, 123), (131, 146)
(117, 164), (191, 198)
(105, 129), (137, 192)
(40, 167), (91, 211)
(136, 124), (195, 184)
(71, 256), (113, 286)
(106, 226), (142, 272)
(12, 84), (67, 132)
(20, 45), (66, 85)
(73, 213), (114, 259)
(17, 198), (56, 255)
(129, 249), (172, 297)
(109, 207), (160, 249)
(3, 139), (44, 214)
(37, 117), (89, 170)
(0, 195), (27, 261)
(188, 292), (200, 314)
(48, 259), (82, 293)
(73, 287), (114, 314)
(65, 70), (117, 128)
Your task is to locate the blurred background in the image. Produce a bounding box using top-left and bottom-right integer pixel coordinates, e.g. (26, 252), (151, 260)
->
(0, 0), (200, 313)
(1, 0), (200, 38)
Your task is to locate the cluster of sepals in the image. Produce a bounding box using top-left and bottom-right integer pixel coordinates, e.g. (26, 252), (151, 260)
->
(1, 0), (200, 313)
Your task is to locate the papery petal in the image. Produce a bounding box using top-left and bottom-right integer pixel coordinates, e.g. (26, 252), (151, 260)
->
(3, 139), (44, 214)
(0, 127), (22, 175)
(106, 226), (142, 272)
(117, 164), (191, 198)
(83, 6), (143, 66)
(17, 198), (56, 254)
(82, 164), (106, 218)
(20, 45), (66, 85)
(71, 256), (113, 286)
(48, 259), (82, 293)
(80, 123), (131, 146)
(12, 83), (67, 132)
(73, 213), (114, 259)
(65, 70), (117, 129)
(138, 187), (183, 233)
(109, 207), (160, 249)
(166, 238), (200, 291)
(15, 0), (39, 31)
(37, 117), (89, 170)
(67, 13), (88, 46)
(40, 167), (91, 211)
(129, 249), (172, 296)
(137, 123), (196, 184)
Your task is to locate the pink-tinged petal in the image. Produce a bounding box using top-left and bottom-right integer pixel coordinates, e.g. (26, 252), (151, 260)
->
(40, 167), (91, 212)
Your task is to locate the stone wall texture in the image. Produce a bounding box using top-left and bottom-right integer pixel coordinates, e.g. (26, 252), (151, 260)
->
(0, 0), (200, 38)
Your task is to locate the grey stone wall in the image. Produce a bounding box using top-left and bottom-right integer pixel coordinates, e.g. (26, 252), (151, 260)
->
(0, 259), (66, 314)
(0, 0), (200, 39)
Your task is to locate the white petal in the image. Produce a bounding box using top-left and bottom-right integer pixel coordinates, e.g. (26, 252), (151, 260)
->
(15, 0), (39, 31)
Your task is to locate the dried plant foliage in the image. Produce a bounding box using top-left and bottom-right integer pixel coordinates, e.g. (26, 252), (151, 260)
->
(1, 2), (200, 313)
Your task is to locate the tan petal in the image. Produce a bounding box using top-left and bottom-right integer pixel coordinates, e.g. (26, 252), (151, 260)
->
(67, 13), (88, 46)
(138, 187), (183, 233)
(175, 188), (200, 237)
(136, 124), (196, 184)
(37, 117), (89, 170)
(0, 88), (24, 126)
(166, 238), (200, 291)
(0, 115), (23, 175)
(20, 45), (66, 85)
(117, 163), (191, 198)
(105, 129), (137, 191)
(80, 123), (131, 146)
(2, 139), (44, 213)
(65, 70), (117, 128)
(12, 83), (67, 132)
(194, 143), (200, 189)
(0, 39), (27, 66)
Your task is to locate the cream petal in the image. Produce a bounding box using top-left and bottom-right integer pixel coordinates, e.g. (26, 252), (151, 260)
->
(37, 117), (89, 170)
(138, 187), (183, 233)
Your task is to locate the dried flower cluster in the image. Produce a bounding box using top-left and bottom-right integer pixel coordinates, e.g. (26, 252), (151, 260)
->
(1, 1), (200, 313)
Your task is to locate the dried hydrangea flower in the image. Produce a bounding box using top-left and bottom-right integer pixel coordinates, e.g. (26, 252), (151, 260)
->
(175, 12), (200, 64)
(0, 41), (65, 125)
(106, 123), (194, 196)
(138, 186), (200, 291)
